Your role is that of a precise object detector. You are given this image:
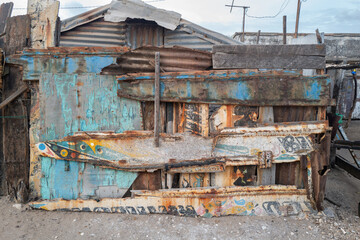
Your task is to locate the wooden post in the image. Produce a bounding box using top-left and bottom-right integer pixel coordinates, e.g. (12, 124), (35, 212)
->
(241, 7), (246, 42)
(315, 29), (322, 44)
(294, 0), (301, 38)
(283, 15), (287, 45)
(256, 30), (261, 44)
(154, 52), (160, 147)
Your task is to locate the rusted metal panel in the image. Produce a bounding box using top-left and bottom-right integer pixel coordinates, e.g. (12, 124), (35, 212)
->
(60, 19), (127, 47)
(6, 47), (129, 81)
(117, 70), (332, 106)
(101, 46), (212, 75)
(30, 186), (317, 217)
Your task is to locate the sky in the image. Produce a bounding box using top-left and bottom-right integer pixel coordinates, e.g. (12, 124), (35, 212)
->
(5, 0), (360, 37)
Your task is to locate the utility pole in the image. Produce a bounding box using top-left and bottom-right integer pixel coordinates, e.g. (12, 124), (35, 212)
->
(225, 3), (250, 42)
(294, 0), (301, 38)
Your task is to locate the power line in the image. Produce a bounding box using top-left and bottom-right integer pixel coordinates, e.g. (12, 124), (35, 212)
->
(246, 0), (290, 19)
(13, 0), (165, 10)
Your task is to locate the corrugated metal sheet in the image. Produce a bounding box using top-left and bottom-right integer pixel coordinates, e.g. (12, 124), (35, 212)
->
(164, 19), (239, 51)
(61, 4), (111, 32)
(126, 21), (164, 49)
(104, 0), (181, 31)
(101, 46), (211, 74)
(60, 18), (127, 47)
(59, 4), (239, 51)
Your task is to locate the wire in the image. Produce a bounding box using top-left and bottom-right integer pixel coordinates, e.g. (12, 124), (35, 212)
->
(13, 0), (165, 10)
(245, 0), (290, 19)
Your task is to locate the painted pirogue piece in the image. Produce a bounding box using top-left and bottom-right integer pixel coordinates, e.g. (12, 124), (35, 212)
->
(35, 122), (328, 171)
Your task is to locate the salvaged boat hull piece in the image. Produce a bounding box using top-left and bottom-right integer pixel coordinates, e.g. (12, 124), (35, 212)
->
(30, 186), (319, 217)
(35, 121), (329, 171)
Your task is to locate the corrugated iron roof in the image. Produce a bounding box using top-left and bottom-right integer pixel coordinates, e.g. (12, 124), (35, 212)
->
(104, 0), (181, 31)
(59, 1), (239, 51)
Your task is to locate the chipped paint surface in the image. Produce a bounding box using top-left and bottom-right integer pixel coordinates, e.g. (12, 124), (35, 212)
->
(117, 70), (331, 106)
(6, 47), (129, 81)
(30, 186), (318, 217)
(37, 73), (142, 200)
(35, 122), (329, 172)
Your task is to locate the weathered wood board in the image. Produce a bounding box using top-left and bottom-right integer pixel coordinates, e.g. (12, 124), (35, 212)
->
(38, 73), (143, 200)
(0, 2), (13, 36)
(212, 44), (326, 69)
(117, 70), (331, 106)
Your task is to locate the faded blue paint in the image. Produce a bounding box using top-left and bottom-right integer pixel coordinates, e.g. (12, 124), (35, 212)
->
(305, 81), (321, 100)
(7, 54), (119, 81)
(40, 73), (141, 200)
(186, 81), (191, 98)
(85, 56), (114, 73)
(233, 82), (251, 100)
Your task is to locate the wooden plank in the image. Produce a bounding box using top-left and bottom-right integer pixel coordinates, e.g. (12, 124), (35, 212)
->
(154, 52), (160, 147)
(0, 2), (13, 36)
(212, 44), (326, 69)
(117, 70), (331, 106)
(0, 85), (28, 110)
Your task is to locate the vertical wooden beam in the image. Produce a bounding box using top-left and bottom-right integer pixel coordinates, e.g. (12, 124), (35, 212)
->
(283, 15), (287, 45)
(154, 52), (160, 147)
(256, 30), (261, 44)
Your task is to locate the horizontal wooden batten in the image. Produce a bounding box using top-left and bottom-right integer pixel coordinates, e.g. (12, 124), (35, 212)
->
(117, 70), (331, 106)
(212, 44), (326, 69)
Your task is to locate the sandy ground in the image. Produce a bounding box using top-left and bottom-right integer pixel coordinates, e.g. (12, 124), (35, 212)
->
(0, 166), (359, 240)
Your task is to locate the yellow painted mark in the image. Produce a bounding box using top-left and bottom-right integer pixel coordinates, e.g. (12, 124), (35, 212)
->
(60, 149), (68, 157)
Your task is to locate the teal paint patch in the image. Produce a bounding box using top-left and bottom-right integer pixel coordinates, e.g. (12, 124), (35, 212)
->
(40, 157), (54, 200)
(274, 154), (297, 160)
(214, 144), (249, 155)
(305, 82), (321, 100)
(52, 159), (80, 200)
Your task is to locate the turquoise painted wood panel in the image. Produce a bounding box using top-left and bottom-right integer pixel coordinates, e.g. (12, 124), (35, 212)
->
(39, 73), (142, 200)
